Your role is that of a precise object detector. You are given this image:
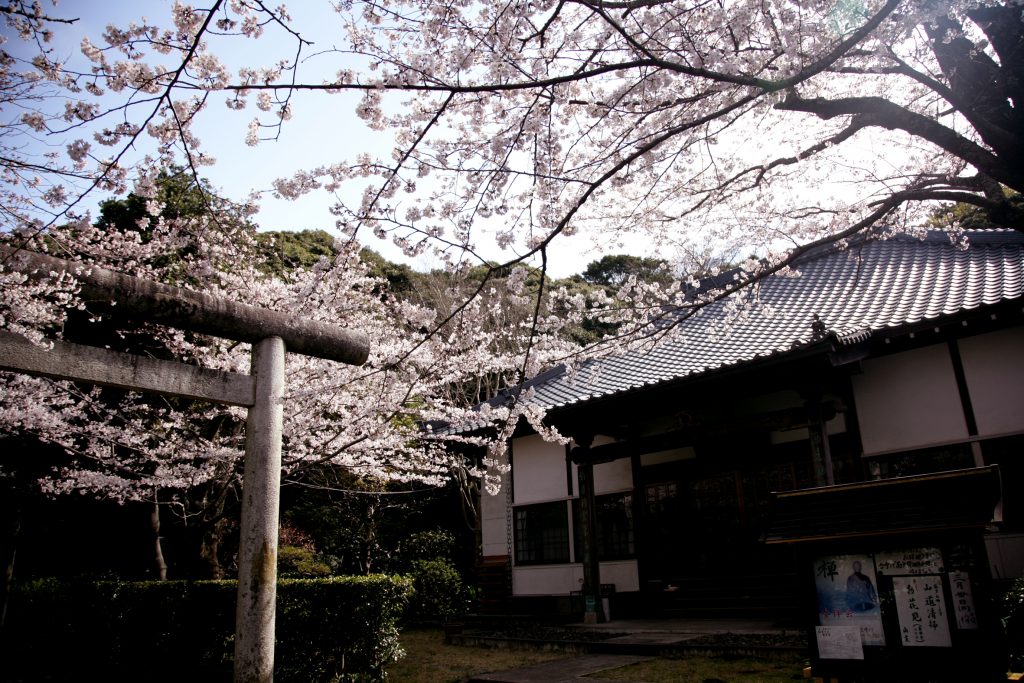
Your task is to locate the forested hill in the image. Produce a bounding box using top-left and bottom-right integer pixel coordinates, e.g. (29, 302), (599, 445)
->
(258, 228), (681, 347)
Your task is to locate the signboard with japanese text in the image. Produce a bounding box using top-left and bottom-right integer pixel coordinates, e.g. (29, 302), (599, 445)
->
(814, 554), (885, 647)
(875, 548), (943, 575)
(949, 571), (978, 630)
(893, 576), (952, 647)
(784, 468), (1004, 682)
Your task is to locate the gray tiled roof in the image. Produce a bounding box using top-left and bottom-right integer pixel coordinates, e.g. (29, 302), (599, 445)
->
(522, 229), (1024, 411)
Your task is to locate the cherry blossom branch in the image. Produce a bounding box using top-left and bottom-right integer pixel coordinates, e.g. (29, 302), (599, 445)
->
(775, 94), (1023, 191)
(349, 92), (455, 242)
(0, 2), (78, 26)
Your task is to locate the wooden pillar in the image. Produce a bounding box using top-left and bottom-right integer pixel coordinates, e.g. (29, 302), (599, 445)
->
(576, 461), (603, 623)
(234, 337), (286, 683)
(806, 397), (835, 487)
(572, 434), (604, 624)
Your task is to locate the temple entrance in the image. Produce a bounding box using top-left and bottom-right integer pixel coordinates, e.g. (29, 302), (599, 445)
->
(637, 462), (801, 615)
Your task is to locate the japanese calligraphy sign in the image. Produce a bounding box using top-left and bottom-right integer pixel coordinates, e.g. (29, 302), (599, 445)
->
(814, 554), (886, 647)
(893, 576), (952, 647)
(949, 571), (978, 630)
(875, 548), (943, 575)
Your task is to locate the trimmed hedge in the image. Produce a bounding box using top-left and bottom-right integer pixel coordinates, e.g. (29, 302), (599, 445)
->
(2, 575), (412, 682)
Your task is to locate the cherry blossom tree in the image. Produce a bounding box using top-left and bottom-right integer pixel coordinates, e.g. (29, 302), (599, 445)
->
(2, 0), (1022, 534)
(0, 169), (579, 574)
(2, 0), (1019, 338)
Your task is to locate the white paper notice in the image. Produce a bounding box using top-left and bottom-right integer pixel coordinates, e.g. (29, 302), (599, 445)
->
(816, 625), (865, 660)
(949, 571), (978, 630)
(893, 576), (952, 647)
(875, 548), (943, 575)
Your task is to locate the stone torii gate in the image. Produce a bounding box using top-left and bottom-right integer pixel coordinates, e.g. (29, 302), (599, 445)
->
(0, 248), (369, 683)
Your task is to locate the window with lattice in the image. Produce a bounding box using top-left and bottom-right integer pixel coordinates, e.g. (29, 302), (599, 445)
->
(513, 501), (570, 565)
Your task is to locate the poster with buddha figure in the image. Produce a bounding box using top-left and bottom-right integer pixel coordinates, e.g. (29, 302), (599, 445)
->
(814, 554), (885, 647)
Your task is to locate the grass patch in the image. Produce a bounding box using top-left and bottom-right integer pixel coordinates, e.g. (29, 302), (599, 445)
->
(385, 628), (567, 683)
(585, 652), (807, 682)
(387, 627), (807, 683)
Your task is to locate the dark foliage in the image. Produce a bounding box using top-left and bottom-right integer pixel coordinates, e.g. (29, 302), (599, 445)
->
(2, 575), (412, 682)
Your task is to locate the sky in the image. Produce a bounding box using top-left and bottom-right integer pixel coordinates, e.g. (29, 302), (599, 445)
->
(12, 0), (637, 278)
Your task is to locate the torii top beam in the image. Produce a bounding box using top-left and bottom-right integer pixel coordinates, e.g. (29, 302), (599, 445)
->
(2, 247), (369, 366)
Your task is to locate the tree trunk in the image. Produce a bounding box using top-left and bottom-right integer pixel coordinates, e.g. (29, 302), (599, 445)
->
(0, 503), (19, 631)
(361, 500), (376, 574)
(201, 518), (233, 580)
(151, 492), (168, 581)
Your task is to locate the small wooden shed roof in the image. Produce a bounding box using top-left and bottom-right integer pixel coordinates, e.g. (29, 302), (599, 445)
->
(763, 466), (1002, 545)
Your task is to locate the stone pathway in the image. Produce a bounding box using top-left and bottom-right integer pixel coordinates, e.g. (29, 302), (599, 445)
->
(467, 653), (652, 683)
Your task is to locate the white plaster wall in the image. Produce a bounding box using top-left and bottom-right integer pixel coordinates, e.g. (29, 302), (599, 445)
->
(594, 456), (633, 494)
(565, 438), (633, 496)
(512, 434), (569, 504)
(481, 515), (508, 558)
(512, 560), (640, 595)
(513, 564), (583, 595)
(959, 327), (1024, 438)
(598, 560), (641, 592)
(852, 344), (969, 455)
(480, 448), (510, 557)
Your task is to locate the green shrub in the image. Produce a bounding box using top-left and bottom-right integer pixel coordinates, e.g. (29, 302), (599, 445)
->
(276, 575), (413, 681)
(405, 557), (467, 623)
(279, 544), (333, 577)
(393, 529), (457, 568)
(1004, 577), (1024, 671)
(3, 574), (412, 682)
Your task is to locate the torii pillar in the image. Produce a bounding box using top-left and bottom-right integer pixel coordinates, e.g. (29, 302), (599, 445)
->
(235, 336), (286, 680)
(0, 248), (369, 683)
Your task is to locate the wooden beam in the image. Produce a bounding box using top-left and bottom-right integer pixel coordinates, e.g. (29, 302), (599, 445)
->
(2, 247), (369, 366)
(0, 331), (256, 406)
